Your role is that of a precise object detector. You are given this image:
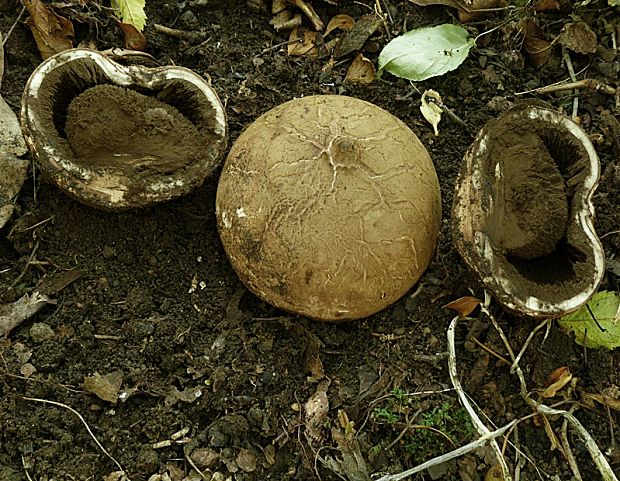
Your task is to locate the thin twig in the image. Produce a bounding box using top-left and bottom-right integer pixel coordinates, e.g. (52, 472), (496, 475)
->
(22, 397), (127, 476)
(515, 78), (616, 96)
(561, 406), (583, 481)
(448, 315), (513, 481)
(2, 5), (26, 48)
(562, 46), (579, 119)
(9, 241), (40, 290)
(258, 38), (303, 56)
(510, 319), (551, 374)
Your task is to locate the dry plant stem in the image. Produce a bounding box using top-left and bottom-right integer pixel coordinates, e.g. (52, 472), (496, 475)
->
(561, 406), (583, 481)
(153, 23), (204, 42)
(482, 301), (619, 481)
(22, 455), (34, 481)
(22, 397), (127, 476)
(515, 79), (617, 96)
(2, 5), (26, 48)
(510, 318), (551, 374)
(562, 47), (579, 118)
(448, 315), (513, 481)
(374, 420), (517, 481)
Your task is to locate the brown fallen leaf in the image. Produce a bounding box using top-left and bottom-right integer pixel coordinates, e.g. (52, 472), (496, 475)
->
(344, 53), (375, 85)
(458, 0), (507, 23)
(541, 366), (572, 398)
(115, 19), (147, 51)
(522, 17), (552, 67)
(333, 14), (382, 59)
(409, 0), (473, 10)
(22, 0), (74, 59)
(532, 0), (560, 11)
(288, 27), (318, 56)
(443, 296), (482, 318)
(325, 14), (355, 37)
(559, 21), (597, 54)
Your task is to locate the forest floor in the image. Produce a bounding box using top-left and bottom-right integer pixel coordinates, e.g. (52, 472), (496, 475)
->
(1, 0), (620, 480)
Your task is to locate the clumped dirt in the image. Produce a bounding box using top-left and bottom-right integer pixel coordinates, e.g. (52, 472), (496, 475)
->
(1, 1), (620, 481)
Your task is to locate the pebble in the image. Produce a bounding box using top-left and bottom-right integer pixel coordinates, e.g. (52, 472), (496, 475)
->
(30, 322), (55, 342)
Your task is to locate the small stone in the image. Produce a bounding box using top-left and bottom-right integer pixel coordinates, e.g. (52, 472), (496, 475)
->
(191, 447), (220, 469)
(179, 10), (199, 30)
(236, 448), (257, 473)
(83, 370), (124, 404)
(30, 322), (55, 342)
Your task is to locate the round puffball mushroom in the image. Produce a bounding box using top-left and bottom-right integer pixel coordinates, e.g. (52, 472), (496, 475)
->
(216, 95), (441, 321)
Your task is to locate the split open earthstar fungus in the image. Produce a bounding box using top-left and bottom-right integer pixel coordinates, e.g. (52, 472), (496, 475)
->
(217, 95), (442, 321)
(21, 49), (227, 210)
(452, 103), (605, 318)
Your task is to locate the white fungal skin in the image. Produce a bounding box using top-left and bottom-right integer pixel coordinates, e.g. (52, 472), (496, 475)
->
(216, 95), (442, 321)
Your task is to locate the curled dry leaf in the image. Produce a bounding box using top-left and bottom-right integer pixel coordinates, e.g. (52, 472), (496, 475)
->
(344, 53), (375, 85)
(22, 0), (74, 59)
(443, 296), (482, 317)
(420, 89), (443, 136)
(559, 21), (597, 54)
(325, 14), (355, 37)
(458, 0), (507, 23)
(541, 366), (572, 398)
(115, 19), (147, 51)
(522, 17), (552, 67)
(532, 0), (560, 11)
(583, 392), (620, 411)
(288, 27), (318, 56)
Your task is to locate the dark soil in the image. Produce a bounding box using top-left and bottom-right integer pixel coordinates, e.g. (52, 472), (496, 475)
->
(1, 1), (620, 480)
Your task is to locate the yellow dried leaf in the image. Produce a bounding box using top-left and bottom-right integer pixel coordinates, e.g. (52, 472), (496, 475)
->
(541, 366), (572, 398)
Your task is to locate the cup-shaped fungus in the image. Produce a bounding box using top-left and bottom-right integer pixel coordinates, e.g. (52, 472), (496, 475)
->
(21, 49), (227, 210)
(452, 104), (605, 318)
(216, 95), (442, 321)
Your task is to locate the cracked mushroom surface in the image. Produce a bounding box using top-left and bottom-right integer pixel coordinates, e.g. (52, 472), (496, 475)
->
(216, 95), (441, 321)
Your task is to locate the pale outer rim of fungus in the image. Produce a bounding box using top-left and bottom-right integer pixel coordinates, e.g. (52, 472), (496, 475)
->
(21, 49), (227, 206)
(455, 106), (604, 318)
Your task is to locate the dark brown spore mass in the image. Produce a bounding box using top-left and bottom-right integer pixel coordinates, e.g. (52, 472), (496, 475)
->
(485, 130), (569, 259)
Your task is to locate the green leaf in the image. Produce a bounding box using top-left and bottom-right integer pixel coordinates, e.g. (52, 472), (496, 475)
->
(111, 0), (147, 32)
(558, 291), (620, 349)
(609, 0), (620, 6)
(377, 24), (474, 81)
